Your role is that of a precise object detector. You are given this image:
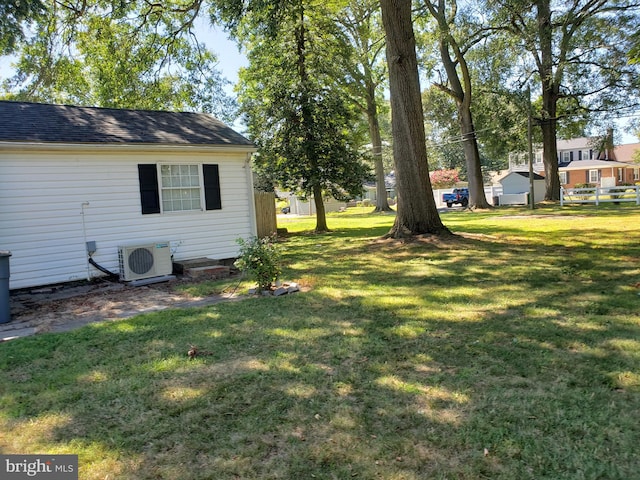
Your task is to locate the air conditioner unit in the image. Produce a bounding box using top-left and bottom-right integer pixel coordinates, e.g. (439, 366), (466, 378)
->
(118, 242), (173, 281)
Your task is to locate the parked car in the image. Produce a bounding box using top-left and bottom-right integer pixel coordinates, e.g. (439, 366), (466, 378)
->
(442, 188), (469, 208)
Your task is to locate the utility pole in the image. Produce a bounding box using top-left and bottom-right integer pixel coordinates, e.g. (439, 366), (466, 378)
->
(527, 86), (535, 210)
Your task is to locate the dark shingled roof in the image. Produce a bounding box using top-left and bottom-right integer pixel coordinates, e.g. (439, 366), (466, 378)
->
(0, 101), (254, 147)
(512, 171), (545, 180)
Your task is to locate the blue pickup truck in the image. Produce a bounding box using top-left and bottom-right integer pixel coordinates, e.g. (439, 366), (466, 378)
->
(442, 188), (469, 208)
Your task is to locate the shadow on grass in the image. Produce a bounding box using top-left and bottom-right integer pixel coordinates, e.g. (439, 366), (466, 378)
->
(1, 209), (640, 479)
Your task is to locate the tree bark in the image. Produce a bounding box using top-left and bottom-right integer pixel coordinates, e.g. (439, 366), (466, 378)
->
(366, 86), (392, 212)
(540, 88), (560, 200)
(313, 184), (329, 232)
(458, 107), (490, 208)
(537, 0), (560, 201)
(380, 0), (448, 237)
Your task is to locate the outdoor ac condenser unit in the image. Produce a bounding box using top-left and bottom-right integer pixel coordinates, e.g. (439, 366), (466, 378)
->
(118, 242), (173, 281)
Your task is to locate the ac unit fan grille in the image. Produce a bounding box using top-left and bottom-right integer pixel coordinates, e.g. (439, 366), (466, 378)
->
(118, 242), (172, 281)
(128, 247), (154, 275)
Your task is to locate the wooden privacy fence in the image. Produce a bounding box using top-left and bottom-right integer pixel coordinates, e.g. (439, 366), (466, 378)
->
(254, 190), (277, 238)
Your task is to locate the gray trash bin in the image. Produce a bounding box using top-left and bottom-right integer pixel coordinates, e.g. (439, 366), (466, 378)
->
(0, 251), (11, 324)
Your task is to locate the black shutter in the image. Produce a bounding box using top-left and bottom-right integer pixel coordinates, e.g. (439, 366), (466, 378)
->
(138, 164), (160, 214)
(570, 151), (574, 161)
(203, 164), (222, 210)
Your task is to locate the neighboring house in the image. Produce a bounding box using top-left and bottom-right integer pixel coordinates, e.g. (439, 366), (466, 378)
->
(509, 134), (636, 188)
(361, 172), (397, 204)
(612, 142), (640, 184)
(0, 101), (257, 290)
(557, 158), (634, 188)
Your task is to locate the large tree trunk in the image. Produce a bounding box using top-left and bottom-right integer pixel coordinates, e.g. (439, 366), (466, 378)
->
(313, 184), (329, 232)
(459, 106), (491, 208)
(540, 91), (560, 200)
(380, 0), (448, 238)
(366, 93), (392, 212)
(537, 0), (560, 201)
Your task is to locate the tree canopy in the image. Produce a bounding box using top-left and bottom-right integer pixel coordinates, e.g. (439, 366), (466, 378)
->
(1, 1), (235, 119)
(0, 0), (45, 55)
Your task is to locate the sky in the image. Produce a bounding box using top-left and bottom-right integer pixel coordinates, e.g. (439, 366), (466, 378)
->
(194, 18), (249, 92)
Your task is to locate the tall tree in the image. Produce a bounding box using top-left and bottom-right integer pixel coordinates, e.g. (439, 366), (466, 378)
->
(420, 0), (491, 208)
(380, 0), (449, 237)
(334, 0), (392, 212)
(490, 0), (640, 200)
(236, 0), (371, 232)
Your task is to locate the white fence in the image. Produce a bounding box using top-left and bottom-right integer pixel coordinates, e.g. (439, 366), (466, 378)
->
(560, 186), (640, 206)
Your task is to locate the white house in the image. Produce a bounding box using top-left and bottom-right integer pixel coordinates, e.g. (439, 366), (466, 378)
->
(0, 101), (257, 290)
(499, 171), (546, 205)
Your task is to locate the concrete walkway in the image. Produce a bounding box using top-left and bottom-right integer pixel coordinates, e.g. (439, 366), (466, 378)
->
(0, 292), (240, 342)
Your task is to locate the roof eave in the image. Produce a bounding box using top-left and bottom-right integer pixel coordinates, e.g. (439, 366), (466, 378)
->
(0, 140), (257, 154)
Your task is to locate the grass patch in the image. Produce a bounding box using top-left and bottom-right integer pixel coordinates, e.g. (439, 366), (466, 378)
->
(173, 277), (251, 298)
(2, 205), (640, 479)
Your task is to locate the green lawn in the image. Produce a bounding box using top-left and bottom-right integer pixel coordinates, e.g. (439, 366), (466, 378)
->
(2, 205), (640, 479)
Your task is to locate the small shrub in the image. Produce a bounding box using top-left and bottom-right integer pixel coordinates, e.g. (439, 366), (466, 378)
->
(234, 235), (282, 291)
(574, 183), (596, 190)
(573, 183), (596, 197)
(362, 198), (372, 207)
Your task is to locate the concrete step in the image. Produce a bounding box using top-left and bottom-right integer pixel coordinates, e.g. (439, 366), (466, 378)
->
(183, 265), (231, 280)
(173, 257), (220, 274)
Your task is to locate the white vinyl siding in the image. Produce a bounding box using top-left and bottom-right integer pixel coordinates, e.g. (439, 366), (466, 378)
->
(0, 148), (255, 289)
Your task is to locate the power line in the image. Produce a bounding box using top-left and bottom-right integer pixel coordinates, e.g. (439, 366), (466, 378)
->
(427, 127), (497, 148)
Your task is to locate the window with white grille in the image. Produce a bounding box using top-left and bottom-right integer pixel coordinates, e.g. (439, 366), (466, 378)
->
(160, 164), (202, 212)
(559, 171), (568, 184)
(138, 163), (221, 214)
